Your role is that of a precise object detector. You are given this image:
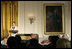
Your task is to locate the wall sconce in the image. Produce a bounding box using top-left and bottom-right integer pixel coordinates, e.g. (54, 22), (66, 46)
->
(29, 16), (35, 24)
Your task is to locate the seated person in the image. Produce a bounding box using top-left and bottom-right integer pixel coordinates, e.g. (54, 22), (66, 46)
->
(62, 34), (70, 40)
(1, 33), (9, 46)
(7, 36), (21, 48)
(41, 35), (59, 48)
(56, 38), (71, 48)
(26, 39), (42, 48)
(30, 34), (37, 39)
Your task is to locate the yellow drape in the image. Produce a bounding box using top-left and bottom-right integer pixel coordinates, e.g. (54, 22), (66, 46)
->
(1, 1), (18, 39)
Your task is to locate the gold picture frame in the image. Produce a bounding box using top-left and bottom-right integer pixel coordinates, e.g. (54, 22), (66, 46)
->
(44, 3), (65, 34)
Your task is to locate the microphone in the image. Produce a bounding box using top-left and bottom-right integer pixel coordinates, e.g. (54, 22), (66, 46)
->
(12, 27), (15, 30)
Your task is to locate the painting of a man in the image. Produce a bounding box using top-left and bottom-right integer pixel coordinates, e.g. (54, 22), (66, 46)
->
(46, 6), (62, 32)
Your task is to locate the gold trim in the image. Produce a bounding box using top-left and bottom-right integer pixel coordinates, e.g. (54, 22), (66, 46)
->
(44, 4), (65, 35)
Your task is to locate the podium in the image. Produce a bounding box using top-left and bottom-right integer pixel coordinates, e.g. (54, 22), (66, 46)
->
(9, 30), (18, 34)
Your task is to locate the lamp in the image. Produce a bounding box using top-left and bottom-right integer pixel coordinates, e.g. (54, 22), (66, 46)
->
(29, 16), (35, 24)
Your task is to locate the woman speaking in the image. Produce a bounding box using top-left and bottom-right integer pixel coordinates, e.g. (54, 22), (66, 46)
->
(10, 22), (18, 37)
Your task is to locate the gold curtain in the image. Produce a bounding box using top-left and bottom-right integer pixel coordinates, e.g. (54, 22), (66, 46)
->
(1, 1), (18, 39)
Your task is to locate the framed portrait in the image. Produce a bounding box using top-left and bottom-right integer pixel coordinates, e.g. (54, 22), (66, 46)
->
(44, 4), (65, 34)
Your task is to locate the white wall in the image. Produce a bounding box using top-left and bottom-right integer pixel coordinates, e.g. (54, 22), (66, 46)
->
(18, 1), (71, 42)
